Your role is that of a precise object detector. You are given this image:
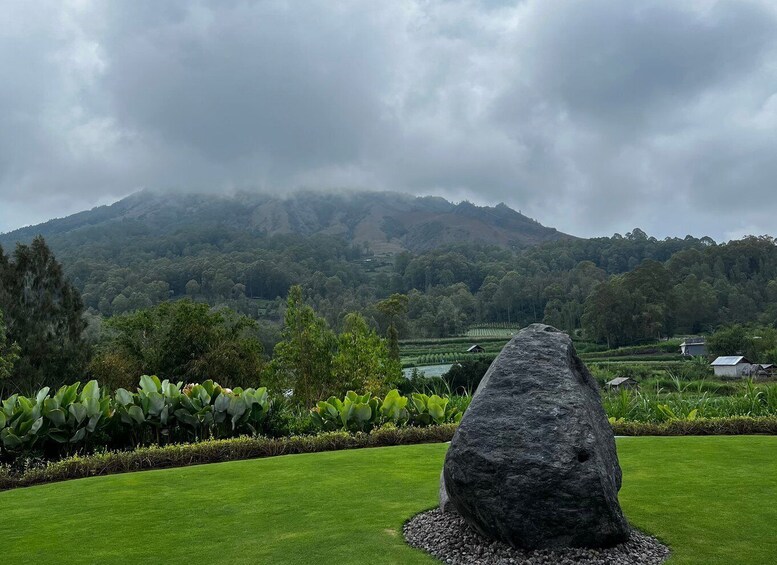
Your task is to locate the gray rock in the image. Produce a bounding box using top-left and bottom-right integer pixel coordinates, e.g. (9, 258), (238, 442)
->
(439, 470), (456, 513)
(443, 324), (630, 550)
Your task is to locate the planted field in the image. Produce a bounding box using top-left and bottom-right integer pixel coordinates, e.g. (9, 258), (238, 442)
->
(465, 326), (519, 338)
(400, 338), (506, 367)
(0, 438), (775, 564)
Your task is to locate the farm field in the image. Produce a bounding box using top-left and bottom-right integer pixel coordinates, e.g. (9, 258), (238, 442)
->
(0, 438), (775, 564)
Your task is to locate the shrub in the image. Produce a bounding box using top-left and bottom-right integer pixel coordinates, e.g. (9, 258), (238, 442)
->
(310, 390), (461, 433)
(0, 424), (459, 491)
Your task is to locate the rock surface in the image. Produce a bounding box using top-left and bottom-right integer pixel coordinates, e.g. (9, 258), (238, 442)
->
(405, 509), (669, 565)
(439, 470), (456, 513)
(443, 324), (630, 549)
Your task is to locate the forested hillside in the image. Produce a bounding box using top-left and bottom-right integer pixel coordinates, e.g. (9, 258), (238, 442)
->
(1, 191), (776, 345)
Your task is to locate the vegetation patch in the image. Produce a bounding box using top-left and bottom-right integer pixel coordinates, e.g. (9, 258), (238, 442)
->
(0, 424), (457, 491)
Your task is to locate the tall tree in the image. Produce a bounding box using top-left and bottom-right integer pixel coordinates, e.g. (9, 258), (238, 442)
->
(0, 309), (20, 391)
(271, 286), (336, 407)
(0, 237), (88, 393)
(332, 313), (402, 395)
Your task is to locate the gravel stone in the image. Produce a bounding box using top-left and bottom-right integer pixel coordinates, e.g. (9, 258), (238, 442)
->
(404, 509), (670, 565)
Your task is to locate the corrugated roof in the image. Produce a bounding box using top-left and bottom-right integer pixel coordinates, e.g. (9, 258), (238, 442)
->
(606, 377), (634, 385)
(711, 356), (750, 366)
(680, 337), (706, 346)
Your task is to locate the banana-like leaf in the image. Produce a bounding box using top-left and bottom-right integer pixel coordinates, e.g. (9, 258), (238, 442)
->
(128, 405), (145, 424)
(115, 388), (134, 406)
(139, 375), (161, 394)
(35, 387), (51, 404)
(81, 380), (100, 401)
(69, 403), (87, 424)
(46, 408), (67, 427)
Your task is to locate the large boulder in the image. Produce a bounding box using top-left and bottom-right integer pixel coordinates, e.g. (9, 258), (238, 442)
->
(443, 324), (630, 549)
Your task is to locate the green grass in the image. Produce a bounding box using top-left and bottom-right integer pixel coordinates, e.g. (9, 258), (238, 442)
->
(1, 437), (776, 564)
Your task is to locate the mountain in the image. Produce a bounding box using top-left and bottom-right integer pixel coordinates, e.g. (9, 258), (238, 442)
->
(0, 190), (573, 253)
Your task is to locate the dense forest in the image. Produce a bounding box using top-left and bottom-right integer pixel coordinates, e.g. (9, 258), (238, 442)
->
(2, 192), (777, 351)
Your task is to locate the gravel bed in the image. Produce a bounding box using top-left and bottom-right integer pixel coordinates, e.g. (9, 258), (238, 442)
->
(404, 509), (670, 565)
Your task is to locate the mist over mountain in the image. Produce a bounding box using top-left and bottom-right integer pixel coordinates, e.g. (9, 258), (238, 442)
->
(0, 190), (573, 253)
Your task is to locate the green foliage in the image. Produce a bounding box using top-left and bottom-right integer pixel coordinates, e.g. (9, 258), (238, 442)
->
(442, 359), (491, 393)
(333, 313), (402, 395)
(0, 310), (20, 383)
(707, 324), (777, 362)
(0, 237), (88, 394)
(0, 376), (271, 458)
(311, 391), (381, 432)
(270, 286), (337, 408)
(90, 300), (265, 389)
(0, 426), (459, 493)
(310, 389), (461, 433)
(0, 380), (111, 454)
(601, 381), (777, 423)
(408, 393), (462, 426)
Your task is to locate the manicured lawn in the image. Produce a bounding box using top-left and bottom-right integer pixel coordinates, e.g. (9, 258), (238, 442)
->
(1, 437), (776, 564)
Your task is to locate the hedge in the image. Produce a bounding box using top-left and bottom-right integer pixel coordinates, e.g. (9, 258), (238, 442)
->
(612, 416), (777, 436)
(3, 416), (776, 492)
(0, 424), (457, 492)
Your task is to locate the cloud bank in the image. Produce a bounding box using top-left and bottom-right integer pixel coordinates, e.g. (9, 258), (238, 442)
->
(2, 0), (777, 240)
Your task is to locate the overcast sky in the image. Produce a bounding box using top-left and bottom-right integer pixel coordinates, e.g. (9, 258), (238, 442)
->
(2, 0), (777, 240)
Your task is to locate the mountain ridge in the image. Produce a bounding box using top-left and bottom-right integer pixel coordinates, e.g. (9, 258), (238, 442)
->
(0, 190), (575, 253)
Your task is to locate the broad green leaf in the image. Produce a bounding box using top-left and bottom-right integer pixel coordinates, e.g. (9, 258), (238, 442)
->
(46, 408), (66, 427)
(115, 388), (134, 406)
(1, 430), (22, 449)
(69, 403), (87, 424)
(128, 405), (145, 424)
(35, 387), (51, 404)
(84, 397), (100, 419)
(30, 417), (44, 436)
(81, 380), (100, 401)
(139, 375), (160, 394)
(214, 394), (230, 413)
(147, 392), (165, 416)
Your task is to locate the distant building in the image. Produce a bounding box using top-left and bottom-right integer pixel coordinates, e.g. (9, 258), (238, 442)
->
(680, 337), (707, 357)
(606, 377), (638, 390)
(711, 356), (752, 378)
(467, 344), (485, 353)
(756, 364), (776, 377)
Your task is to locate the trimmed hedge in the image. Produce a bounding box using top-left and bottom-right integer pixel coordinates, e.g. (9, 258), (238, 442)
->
(0, 424), (457, 492)
(3, 416), (777, 492)
(612, 416), (777, 436)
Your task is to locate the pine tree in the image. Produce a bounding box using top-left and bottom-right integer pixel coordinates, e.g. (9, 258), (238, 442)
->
(0, 237), (89, 393)
(0, 308), (20, 390)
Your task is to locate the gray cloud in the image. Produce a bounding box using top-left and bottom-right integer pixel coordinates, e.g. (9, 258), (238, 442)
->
(1, 0), (776, 240)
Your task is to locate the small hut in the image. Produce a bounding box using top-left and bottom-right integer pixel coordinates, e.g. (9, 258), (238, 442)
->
(467, 344), (485, 354)
(680, 337), (707, 357)
(710, 356), (752, 379)
(605, 377), (638, 391)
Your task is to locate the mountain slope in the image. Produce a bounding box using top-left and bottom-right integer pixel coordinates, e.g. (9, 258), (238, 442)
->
(0, 190), (573, 253)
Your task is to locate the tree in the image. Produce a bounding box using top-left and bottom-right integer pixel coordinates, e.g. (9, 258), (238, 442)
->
(332, 313), (402, 395)
(0, 309), (20, 390)
(90, 300), (264, 390)
(0, 237), (89, 393)
(270, 286), (336, 407)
